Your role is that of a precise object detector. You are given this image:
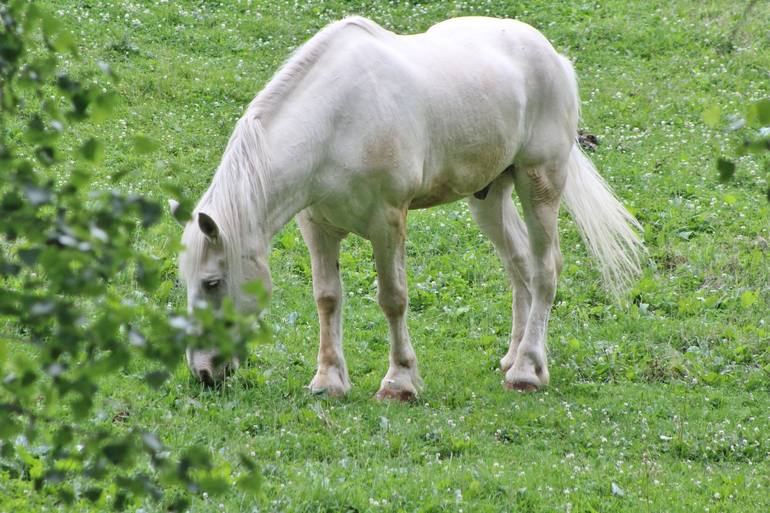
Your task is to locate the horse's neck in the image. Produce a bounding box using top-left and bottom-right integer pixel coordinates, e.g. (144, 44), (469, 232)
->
(260, 162), (312, 241)
(257, 115), (324, 243)
(249, 43), (349, 244)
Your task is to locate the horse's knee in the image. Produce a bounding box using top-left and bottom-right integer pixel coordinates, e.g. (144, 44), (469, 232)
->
(315, 292), (340, 316)
(511, 252), (531, 275)
(554, 250), (564, 277)
(378, 287), (407, 318)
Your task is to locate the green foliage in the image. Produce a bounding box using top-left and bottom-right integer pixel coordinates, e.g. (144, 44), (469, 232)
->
(0, 2), (264, 509)
(708, 98), (770, 197)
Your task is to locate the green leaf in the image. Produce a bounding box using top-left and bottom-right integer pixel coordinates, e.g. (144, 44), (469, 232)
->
(23, 4), (44, 32)
(237, 471), (262, 494)
(83, 487), (102, 503)
(71, 395), (93, 420)
(237, 453), (262, 494)
(56, 486), (75, 505)
(179, 446), (211, 473)
(113, 492), (128, 511)
(162, 182), (195, 223)
(102, 440), (132, 465)
(702, 104), (720, 128)
(739, 290), (757, 309)
(132, 135), (159, 155)
(1, 441), (15, 459)
(92, 91), (120, 122)
(198, 476), (229, 495)
(35, 146), (56, 166)
(141, 432), (163, 454)
(136, 256), (161, 290)
(0, 415), (22, 438)
(171, 199), (193, 224)
(167, 496), (190, 512)
(144, 370), (170, 389)
(751, 98), (770, 125)
(52, 426), (73, 447)
(80, 138), (105, 163)
(97, 61), (119, 82)
(40, 11), (62, 38)
(115, 473), (161, 500)
(24, 185), (52, 206)
(50, 31), (78, 55)
(717, 158), (735, 183)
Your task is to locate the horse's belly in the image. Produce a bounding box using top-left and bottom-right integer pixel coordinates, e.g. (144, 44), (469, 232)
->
(408, 186), (465, 209)
(408, 163), (505, 209)
(408, 137), (513, 210)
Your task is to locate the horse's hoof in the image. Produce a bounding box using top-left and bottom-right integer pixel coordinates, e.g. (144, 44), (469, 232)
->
(310, 386), (329, 396)
(309, 386), (348, 397)
(504, 380), (539, 393)
(309, 368), (350, 397)
(504, 356), (549, 391)
(499, 351), (517, 373)
(375, 388), (416, 402)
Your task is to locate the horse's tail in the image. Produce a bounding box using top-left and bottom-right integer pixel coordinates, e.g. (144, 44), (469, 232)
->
(562, 144), (646, 297)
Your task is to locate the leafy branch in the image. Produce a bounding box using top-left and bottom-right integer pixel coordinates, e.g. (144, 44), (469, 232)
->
(704, 98), (770, 200)
(1, 2), (264, 510)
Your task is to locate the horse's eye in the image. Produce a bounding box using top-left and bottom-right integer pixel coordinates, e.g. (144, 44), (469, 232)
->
(202, 279), (220, 291)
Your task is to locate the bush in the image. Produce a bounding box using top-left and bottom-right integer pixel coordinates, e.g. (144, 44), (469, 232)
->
(0, 3), (264, 510)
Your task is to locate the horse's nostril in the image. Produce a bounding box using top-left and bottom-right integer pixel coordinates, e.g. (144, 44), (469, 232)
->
(197, 368), (215, 386)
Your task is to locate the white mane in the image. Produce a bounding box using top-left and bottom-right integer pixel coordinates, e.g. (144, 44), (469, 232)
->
(180, 114), (271, 296)
(180, 17), (383, 293)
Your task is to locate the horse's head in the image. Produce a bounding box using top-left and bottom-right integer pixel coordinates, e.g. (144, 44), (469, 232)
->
(172, 201), (272, 384)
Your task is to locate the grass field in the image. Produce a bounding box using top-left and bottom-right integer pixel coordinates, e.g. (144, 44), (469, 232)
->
(3, 0), (770, 511)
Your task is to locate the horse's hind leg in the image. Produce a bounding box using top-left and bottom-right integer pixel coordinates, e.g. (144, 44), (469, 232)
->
(506, 161), (567, 390)
(297, 210), (351, 396)
(466, 171), (533, 374)
(369, 206), (422, 401)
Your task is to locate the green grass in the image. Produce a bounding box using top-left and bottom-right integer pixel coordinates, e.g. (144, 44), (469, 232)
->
(3, 0), (770, 511)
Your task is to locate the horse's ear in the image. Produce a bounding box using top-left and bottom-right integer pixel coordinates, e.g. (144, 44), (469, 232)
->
(169, 199), (184, 226)
(198, 212), (219, 240)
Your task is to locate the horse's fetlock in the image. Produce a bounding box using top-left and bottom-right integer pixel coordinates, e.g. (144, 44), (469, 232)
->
(395, 356), (417, 369)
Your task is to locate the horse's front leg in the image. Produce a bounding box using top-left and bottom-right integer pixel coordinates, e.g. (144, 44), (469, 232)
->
(297, 211), (350, 396)
(370, 207), (422, 401)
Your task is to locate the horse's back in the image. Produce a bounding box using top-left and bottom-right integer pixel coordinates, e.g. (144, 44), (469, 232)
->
(415, 16), (578, 151)
(280, 17), (579, 225)
(392, 18), (578, 201)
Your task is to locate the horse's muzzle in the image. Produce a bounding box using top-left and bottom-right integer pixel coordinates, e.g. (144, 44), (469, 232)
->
(186, 348), (239, 385)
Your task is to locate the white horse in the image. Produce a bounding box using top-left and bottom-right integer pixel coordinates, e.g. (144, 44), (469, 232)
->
(172, 16), (644, 398)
